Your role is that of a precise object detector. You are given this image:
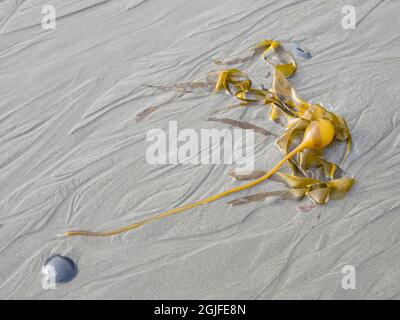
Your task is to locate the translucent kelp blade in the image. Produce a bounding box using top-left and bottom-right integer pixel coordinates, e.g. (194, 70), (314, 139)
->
(276, 133), (299, 174)
(275, 124), (306, 175)
(298, 150), (343, 179)
(331, 114), (350, 141)
(298, 202), (319, 213)
(254, 39), (277, 53)
(335, 116), (352, 164)
(273, 172), (320, 188)
(206, 71), (222, 86)
(276, 119), (312, 175)
(235, 88), (268, 102)
(136, 106), (161, 122)
(226, 81), (248, 96)
(305, 105), (352, 163)
(228, 189), (306, 205)
(145, 81), (212, 94)
(327, 113), (352, 165)
(306, 183), (330, 204)
(214, 39), (274, 66)
(64, 37), (356, 238)
(327, 177), (355, 200)
(271, 69), (308, 114)
(301, 104), (325, 121)
(276, 119), (308, 154)
(229, 170), (267, 181)
(261, 41), (297, 78)
(214, 52), (256, 66)
(149, 72), (222, 94)
(342, 135), (352, 165)
(228, 69), (251, 83)
(207, 117), (275, 136)
(214, 69), (252, 95)
(303, 107), (350, 167)
(276, 124), (295, 154)
(269, 104), (285, 123)
(273, 174), (354, 204)
(135, 95), (177, 122)
(210, 101), (252, 115)
(275, 63), (297, 78)
(214, 70), (229, 92)
(228, 82), (252, 96)
(214, 39), (287, 67)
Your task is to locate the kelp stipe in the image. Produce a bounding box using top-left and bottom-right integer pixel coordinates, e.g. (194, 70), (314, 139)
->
(65, 119), (335, 237)
(65, 40), (354, 237)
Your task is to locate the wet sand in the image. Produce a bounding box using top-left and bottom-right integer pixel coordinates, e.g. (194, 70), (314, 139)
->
(0, 0), (399, 299)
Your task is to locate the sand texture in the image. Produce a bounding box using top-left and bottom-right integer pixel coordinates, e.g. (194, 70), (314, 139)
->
(0, 0), (400, 299)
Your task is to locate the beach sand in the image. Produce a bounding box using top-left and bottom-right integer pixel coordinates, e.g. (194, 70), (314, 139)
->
(0, 0), (399, 299)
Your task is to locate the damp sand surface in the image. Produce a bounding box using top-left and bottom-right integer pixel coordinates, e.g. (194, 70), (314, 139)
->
(0, 0), (400, 299)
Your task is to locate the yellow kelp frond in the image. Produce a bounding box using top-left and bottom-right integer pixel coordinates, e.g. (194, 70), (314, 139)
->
(271, 69), (308, 114)
(215, 39), (296, 77)
(208, 117), (275, 136)
(213, 40), (277, 66)
(298, 150), (342, 180)
(273, 172), (320, 188)
(276, 119), (308, 155)
(65, 38), (355, 237)
(262, 42), (297, 78)
(333, 115), (352, 164)
(229, 170), (267, 181)
(253, 39), (297, 78)
(275, 63), (297, 78)
(272, 173), (355, 204)
(302, 104), (352, 164)
(254, 39), (280, 53)
(327, 177), (355, 200)
(228, 188), (306, 205)
(306, 182), (331, 204)
(214, 69), (252, 94)
(306, 177), (355, 204)
(273, 172), (355, 204)
(235, 88), (269, 102)
(269, 104), (285, 123)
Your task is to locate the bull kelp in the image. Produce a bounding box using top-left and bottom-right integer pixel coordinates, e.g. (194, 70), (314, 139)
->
(65, 40), (354, 237)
